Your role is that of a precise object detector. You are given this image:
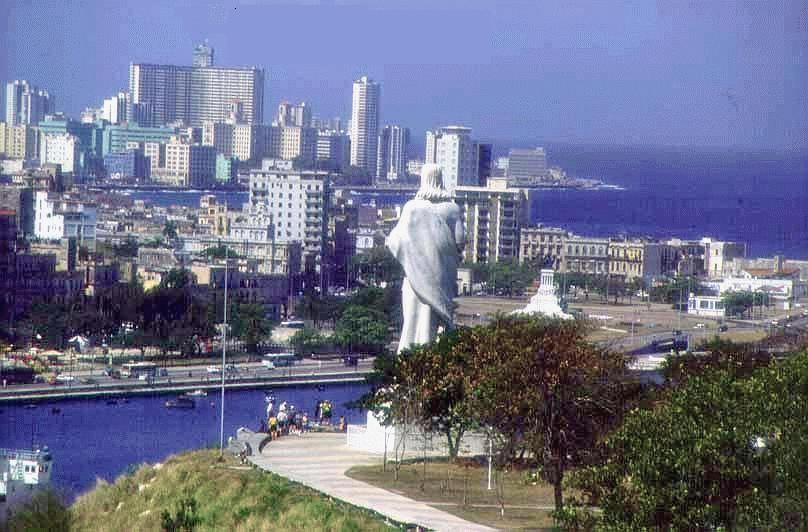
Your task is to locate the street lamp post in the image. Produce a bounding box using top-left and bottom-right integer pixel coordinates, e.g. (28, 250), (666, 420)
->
(219, 248), (229, 459)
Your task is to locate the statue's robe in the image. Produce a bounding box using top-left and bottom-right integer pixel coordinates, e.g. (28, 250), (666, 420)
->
(386, 199), (464, 328)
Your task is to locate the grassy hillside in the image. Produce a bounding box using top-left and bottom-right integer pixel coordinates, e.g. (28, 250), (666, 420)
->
(70, 449), (392, 532)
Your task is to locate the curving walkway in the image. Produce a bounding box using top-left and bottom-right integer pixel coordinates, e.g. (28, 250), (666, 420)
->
(246, 431), (495, 532)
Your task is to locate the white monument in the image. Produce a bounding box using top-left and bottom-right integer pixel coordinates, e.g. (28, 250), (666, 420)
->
(513, 268), (573, 319)
(386, 164), (465, 352)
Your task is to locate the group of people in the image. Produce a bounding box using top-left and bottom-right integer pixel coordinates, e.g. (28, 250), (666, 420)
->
(261, 398), (345, 439)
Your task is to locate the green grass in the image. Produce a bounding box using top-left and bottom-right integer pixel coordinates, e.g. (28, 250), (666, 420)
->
(70, 449), (392, 532)
(347, 459), (558, 531)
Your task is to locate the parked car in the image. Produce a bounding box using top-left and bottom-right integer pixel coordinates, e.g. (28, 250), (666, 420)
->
(694, 323), (706, 329)
(718, 324), (728, 332)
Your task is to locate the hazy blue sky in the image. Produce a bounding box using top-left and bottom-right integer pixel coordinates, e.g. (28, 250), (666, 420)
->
(2, 0), (806, 148)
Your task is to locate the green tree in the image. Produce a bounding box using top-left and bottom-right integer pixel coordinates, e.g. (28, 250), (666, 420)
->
(722, 290), (756, 317)
(230, 303), (273, 355)
(384, 329), (475, 459)
(290, 327), (330, 356)
(201, 244), (240, 260)
(333, 305), (389, 353)
(162, 220), (179, 241)
(351, 246), (403, 286)
(466, 315), (629, 513)
(566, 353), (808, 529)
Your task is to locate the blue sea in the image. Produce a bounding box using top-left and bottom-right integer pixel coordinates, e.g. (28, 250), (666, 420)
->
(121, 146), (808, 259)
(0, 383), (369, 502)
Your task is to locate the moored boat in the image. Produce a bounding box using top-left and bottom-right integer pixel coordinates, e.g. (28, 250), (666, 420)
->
(165, 397), (195, 409)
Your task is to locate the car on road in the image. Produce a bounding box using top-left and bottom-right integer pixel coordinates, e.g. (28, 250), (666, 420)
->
(718, 324), (728, 332)
(206, 365), (221, 374)
(672, 329), (682, 336)
(261, 359), (276, 369)
(694, 323), (706, 329)
(55, 374), (75, 383)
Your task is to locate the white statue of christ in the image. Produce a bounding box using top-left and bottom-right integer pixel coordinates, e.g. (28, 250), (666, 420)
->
(386, 164), (465, 353)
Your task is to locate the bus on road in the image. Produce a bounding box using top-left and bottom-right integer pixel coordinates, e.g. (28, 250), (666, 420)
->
(121, 362), (158, 379)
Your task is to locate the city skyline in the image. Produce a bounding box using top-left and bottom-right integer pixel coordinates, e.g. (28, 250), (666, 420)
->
(2, 0), (806, 149)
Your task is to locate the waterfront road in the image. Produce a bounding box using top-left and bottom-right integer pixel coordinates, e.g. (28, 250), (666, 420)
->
(0, 358), (374, 403)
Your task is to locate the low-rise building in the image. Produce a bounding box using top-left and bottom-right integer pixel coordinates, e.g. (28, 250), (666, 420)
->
(563, 236), (610, 275)
(703, 238), (746, 279)
(608, 239), (662, 280)
(34, 191), (97, 250)
(191, 261), (289, 320)
(197, 194), (229, 237)
(519, 225), (568, 268)
(687, 294), (726, 318)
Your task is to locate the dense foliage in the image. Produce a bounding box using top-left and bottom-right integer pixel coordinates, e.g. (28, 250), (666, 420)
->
(564, 352), (808, 529)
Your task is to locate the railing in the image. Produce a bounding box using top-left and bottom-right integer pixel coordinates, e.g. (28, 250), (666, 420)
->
(0, 448), (51, 462)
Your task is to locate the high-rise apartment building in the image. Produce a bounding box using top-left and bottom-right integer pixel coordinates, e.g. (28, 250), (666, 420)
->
(376, 125), (409, 181)
(507, 147), (547, 185)
(349, 76), (380, 174)
(129, 50), (264, 126)
(162, 137), (216, 187)
(193, 41), (214, 67)
(276, 102), (311, 127)
(5, 80), (55, 126)
(316, 130), (350, 172)
(454, 177), (528, 264)
(425, 126), (479, 194)
(0, 123), (39, 160)
(102, 92), (129, 125)
(241, 169), (330, 275)
(476, 143), (493, 186)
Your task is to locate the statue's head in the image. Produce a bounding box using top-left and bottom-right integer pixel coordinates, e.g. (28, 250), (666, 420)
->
(415, 164), (451, 202)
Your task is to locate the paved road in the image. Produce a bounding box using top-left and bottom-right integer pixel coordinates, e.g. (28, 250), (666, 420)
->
(0, 358), (374, 399)
(247, 432), (496, 532)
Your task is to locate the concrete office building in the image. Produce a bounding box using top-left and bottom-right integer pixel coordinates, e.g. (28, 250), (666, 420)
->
(349, 76), (380, 174)
(376, 125), (409, 181)
(507, 147), (547, 185)
(454, 177), (527, 264)
(425, 126), (479, 194)
(100, 123), (175, 156)
(5, 80), (55, 126)
(129, 50), (265, 126)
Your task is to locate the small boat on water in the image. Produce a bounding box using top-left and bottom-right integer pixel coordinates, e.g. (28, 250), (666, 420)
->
(165, 397), (195, 409)
(184, 389), (207, 397)
(106, 399), (118, 405)
(23, 404), (37, 409)
(50, 408), (61, 414)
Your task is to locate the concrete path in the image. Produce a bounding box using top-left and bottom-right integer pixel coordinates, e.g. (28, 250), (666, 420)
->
(248, 432), (496, 532)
